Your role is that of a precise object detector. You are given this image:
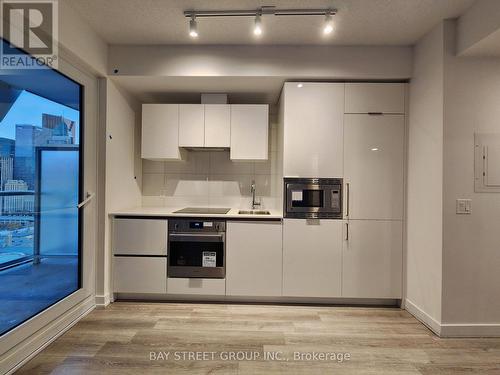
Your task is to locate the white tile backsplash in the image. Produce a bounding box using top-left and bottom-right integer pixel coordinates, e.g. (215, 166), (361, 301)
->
(143, 159), (165, 174)
(142, 142), (279, 209)
(142, 173), (165, 196)
(209, 151), (254, 175)
(165, 173), (208, 196)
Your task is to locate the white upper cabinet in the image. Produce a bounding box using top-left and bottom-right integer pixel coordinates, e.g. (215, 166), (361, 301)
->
(226, 221), (282, 297)
(205, 104), (230, 148)
(230, 104), (269, 160)
(142, 104), (181, 160)
(342, 220), (402, 298)
(179, 104), (205, 147)
(282, 82), (344, 177)
(345, 83), (405, 114)
(344, 114), (405, 220)
(283, 219), (342, 298)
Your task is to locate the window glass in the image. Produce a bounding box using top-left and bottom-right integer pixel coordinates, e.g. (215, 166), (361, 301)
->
(0, 39), (82, 336)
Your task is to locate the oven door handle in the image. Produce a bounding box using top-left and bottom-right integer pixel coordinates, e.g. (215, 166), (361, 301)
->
(169, 233), (224, 242)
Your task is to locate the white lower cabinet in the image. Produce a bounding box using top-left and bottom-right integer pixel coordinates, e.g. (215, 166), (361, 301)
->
(113, 256), (167, 294)
(283, 219), (342, 298)
(342, 220), (402, 298)
(226, 221), (282, 297)
(113, 218), (168, 256)
(166, 278), (225, 295)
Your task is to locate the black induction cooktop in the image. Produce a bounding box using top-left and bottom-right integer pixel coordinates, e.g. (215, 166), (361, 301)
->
(173, 207), (231, 215)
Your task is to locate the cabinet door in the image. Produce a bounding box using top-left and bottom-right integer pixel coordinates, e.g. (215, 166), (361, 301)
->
(342, 220), (402, 298)
(283, 82), (344, 177)
(142, 104), (181, 160)
(230, 104), (269, 160)
(345, 83), (405, 114)
(113, 218), (168, 256)
(226, 221), (282, 296)
(283, 219), (342, 298)
(344, 114), (404, 220)
(179, 104), (205, 147)
(114, 256), (167, 293)
(205, 104), (230, 148)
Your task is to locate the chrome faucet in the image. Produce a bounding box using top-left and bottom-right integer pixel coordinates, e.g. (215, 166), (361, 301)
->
(251, 180), (261, 209)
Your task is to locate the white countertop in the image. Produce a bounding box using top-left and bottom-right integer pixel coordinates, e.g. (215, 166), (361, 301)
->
(109, 207), (283, 220)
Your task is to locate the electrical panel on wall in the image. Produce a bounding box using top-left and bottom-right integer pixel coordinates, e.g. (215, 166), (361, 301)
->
(474, 133), (500, 192)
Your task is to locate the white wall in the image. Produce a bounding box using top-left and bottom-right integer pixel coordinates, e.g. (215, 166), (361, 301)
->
(142, 117), (279, 210)
(442, 25), (500, 327)
(456, 0), (500, 56)
(109, 45), (412, 79)
(58, 1), (108, 76)
(406, 22), (445, 329)
(98, 79), (142, 304)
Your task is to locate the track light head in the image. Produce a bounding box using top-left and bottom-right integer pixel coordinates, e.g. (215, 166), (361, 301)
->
(189, 16), (198, 38)
(323, 11), (333, 35)
(254, 13), (262, 36)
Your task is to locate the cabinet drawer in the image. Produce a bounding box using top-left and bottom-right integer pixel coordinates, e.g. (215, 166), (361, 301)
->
(345, 83), (405, 114)
(113, 218), (167, 256)
(167, 278), (225, 295)
(114, 256), (167, 294)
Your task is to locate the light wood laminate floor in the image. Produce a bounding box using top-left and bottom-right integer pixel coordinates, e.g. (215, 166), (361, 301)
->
(16, 302), (500, 374)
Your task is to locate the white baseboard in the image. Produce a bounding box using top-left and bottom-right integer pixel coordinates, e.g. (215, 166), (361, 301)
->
(95, 294), (110, 308)
(404, 299), (442, 335)
(440, 323), (500, 337)
(405, 299), (500, 337)
(2, 295), (95, 375)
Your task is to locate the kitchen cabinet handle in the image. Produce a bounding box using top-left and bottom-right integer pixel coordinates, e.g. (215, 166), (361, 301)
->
(345, 222), (349, 241)
(346, 182), (350, 218)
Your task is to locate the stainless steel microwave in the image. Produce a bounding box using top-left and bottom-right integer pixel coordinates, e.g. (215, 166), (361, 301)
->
(284, 178), (343, 219)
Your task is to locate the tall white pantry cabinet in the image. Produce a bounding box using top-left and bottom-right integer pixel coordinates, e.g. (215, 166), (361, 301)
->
(280, 82), (405, 299)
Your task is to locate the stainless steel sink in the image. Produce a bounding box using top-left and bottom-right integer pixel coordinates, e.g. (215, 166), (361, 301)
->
(238, 210), (271, 215)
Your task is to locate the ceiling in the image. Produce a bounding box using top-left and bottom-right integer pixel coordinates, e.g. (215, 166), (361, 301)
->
(68, 0), (475, 46)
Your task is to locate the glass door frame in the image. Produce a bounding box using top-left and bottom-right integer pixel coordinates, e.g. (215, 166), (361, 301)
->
(0, 54), (97, 372)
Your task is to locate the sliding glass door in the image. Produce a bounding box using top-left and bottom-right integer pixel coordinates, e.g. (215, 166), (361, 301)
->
(0, 39), (82, 336)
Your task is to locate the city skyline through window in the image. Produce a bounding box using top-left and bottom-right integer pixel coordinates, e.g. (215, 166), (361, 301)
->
(0, 73), (82, 336)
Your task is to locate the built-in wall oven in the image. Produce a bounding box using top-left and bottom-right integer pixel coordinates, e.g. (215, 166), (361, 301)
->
(284, 178), (343, 219)
(168, 219), (226, 278)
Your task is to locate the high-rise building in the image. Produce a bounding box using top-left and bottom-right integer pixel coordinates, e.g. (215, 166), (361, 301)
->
(0, 156), (13, 190)
(0, 137), (15, 158)
(42, 114), (76, 145)
(3, 179), (33, 214)
(13, 124), (51, 189)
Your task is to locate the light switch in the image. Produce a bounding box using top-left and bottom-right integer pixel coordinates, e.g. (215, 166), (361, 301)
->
(456, 199), (472, 214)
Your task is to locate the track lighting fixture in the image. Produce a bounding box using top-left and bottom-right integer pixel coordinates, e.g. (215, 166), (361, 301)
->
(189, 15), (198, 38)
(184, 7), (337, 39)
(323, 11), (333, 34)
(254, 13), (263, 36)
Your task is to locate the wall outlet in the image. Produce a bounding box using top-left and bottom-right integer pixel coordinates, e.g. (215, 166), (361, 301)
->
(456, 199), (472, 214)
